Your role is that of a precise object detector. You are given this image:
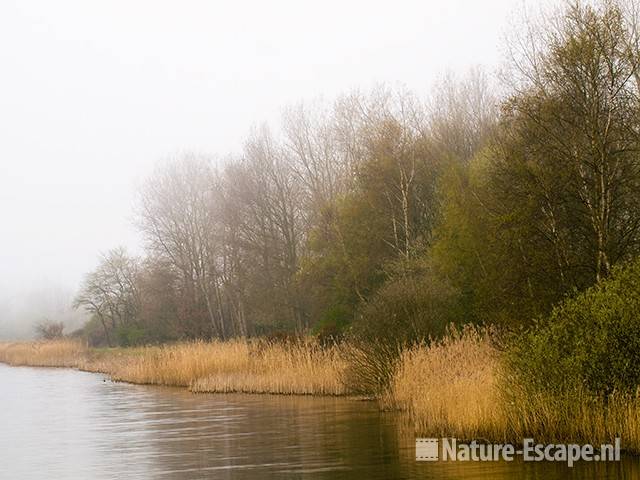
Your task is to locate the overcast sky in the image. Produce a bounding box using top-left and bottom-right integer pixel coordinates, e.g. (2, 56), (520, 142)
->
(0, 0), (558, 335)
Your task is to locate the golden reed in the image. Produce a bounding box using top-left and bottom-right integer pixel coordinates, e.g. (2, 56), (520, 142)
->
(0, 339), (86, 368)
(383, 326), (504, 440)
(0, 338), (347, 395)
(384, 325), (639, 452)
(0, 331), (637, 452)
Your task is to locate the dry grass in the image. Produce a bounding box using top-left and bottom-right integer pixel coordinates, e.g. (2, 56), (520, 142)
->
(384, 326), (505, 440)
(191, 339), (347, 395)
(87, 339), (347, 395)
(0, 338), (347, 395)
(384, 325), (640, 452)
(0, 339), (87, 368)
(504, 385), (640, 452)
(86, 340), (252, 387)
(1, 333), (639, 452)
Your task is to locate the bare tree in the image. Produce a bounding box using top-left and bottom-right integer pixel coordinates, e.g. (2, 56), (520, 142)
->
(73, 247), (140, 346)
(282, 101), (347, 217)
(219, 126), (309, 332)
(34, 319), (64, 340)
(137, 154), (227, 338)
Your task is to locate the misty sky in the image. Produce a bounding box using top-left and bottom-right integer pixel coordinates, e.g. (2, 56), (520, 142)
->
(0, 0), (558, 335)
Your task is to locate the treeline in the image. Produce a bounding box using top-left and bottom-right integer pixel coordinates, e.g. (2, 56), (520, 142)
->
(74, 0), (640, 347)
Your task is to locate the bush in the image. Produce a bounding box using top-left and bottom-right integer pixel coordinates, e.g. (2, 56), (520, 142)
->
(116, 324), (147, 347)
(350, 258), (462, 345)
(312, 303), (351, 346)
(34, 320), (65, 340)
(342, 339), (403, 395)
(344, 257), (463, 395)
(507, 258), (640, 396)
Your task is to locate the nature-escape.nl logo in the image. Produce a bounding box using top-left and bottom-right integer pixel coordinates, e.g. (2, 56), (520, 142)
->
(416, 438), (621, 467)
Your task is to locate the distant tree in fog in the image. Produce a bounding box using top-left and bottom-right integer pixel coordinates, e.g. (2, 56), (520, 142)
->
(136, 155), (227, 338)
(73, 247), (140, 347)
(34, 319), (65, 340)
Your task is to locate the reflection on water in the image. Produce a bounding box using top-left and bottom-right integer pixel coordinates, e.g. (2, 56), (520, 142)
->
(0, 363), (637, 479)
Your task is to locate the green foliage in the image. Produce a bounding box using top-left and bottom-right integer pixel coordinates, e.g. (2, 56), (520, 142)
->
(311, 303), (351, 343)
(341, 256), (464, 395)
(304, 193), (391, 308)
(431, 0), (640, 329)
(351, 257), (462, 344)
(116, 325), (147, 347)
(431, 153), (564, 326)
(301, 114), (452, 341)
(507, 258), (640, 396)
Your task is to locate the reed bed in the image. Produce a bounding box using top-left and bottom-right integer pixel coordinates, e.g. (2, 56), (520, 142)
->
(191, 339), (347, 395)
(83, 339), (347, 394)
(0, 339), (87, 368)
(1, 333), (638, 452)
(384, 325), (640, 452)
(0, 339), (346, 395)
(88, 340), (252, 387)
(384, 326), (505, 440)
(504, 386), (640, 452)
(0, 338), (347, 395)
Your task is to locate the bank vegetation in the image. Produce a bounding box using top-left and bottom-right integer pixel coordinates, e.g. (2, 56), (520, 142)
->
(5, 0), (640, 455)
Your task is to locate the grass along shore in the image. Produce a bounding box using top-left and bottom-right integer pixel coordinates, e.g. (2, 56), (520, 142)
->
(0, 338), (347, 395)
(0, 332), (638, 453)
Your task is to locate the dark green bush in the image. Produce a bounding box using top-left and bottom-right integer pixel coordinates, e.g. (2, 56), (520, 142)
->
(507, 258), (640, 396)
(350, 258), (462, 345)
(116, 325), (147, 347)
(312, 304), (351, 345)
(344, 257), (463, 395)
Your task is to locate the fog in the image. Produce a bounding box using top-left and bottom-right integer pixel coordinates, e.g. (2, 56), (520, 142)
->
(0, 0), (553, 338)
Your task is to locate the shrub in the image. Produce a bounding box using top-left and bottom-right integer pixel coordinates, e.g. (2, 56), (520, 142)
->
(342, 339), (403, 395)
(116, 325), (147, 347)
(507, 258), (640, 396)
(344, 258), (463, 395)
(350, 258), (462, 344)
(34, 320), (65, 340)
(312, 304), (351, 345)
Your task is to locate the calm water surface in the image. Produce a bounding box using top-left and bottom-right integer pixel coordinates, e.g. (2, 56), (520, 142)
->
(0, 363), (637, 479)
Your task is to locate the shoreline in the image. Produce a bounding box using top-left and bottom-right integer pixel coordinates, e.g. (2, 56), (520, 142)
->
(0, 339), (350, 396)
(3, 359), (638, 458)
(1, 337), (638, 454)
(0, 361), (375, 401)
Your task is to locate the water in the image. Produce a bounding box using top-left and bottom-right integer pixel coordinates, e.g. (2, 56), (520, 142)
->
(0, 363), (637, 479)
